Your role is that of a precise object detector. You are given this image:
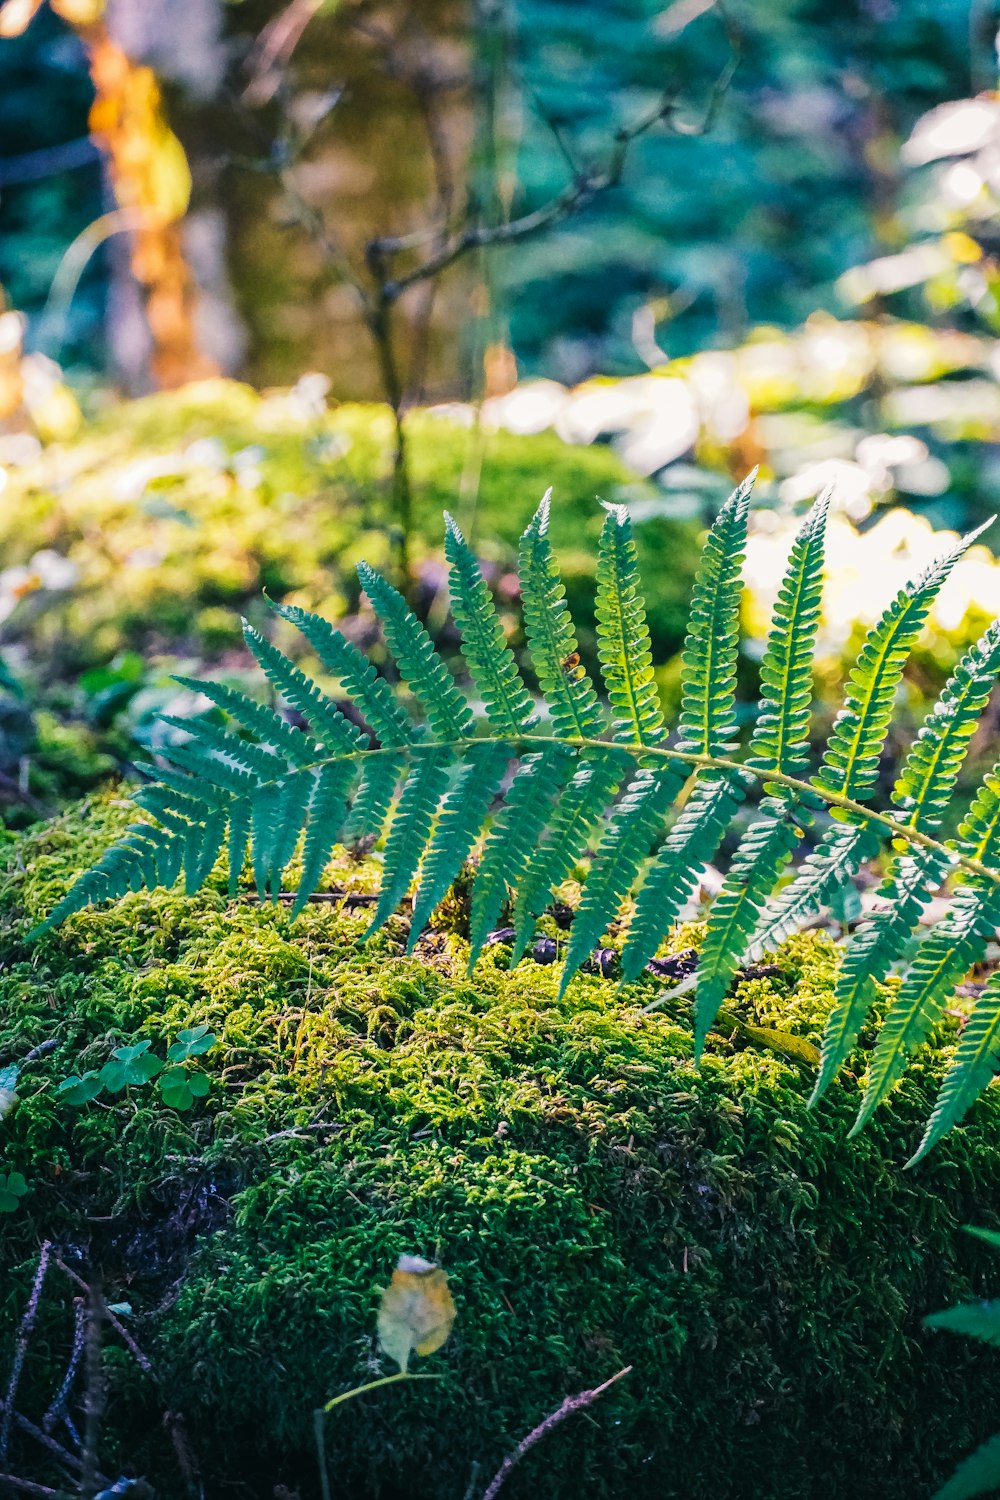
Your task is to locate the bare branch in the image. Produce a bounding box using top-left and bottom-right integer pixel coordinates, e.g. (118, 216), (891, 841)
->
(53, 1258), (154, 1380)
(79, 1286), (105, 1500)
(0, 1474), (74, 1499)
(480, 1366), (632, 1500)
(0, 1244), (51, 1464)
(380, 0), (740, 302)
(242, 0), (327, 108)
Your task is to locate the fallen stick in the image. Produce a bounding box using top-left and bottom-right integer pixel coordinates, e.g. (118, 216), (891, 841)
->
(480, 1366), (632, 1500)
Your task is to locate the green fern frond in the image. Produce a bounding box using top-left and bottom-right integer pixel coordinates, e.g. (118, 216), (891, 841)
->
(924, 1294), (1000, 1348)
(677, 470), (754, 759)
(227, 794), (251, 898)
(407, 741), (509, 945)
(747, 489), (829, 787)
(36, 491), (1000, 1157)
(358, 563), (475, 743)
(510, 748), (629, 963)
(183, 806), (227, 893)
(619, 776), (743, 983)
(253, 772), (312, 899)
(617, 477), (756, 982)
(595, 503), (664, 747)
(685, 497), (832, 1045)
(817, 624), (1000, 1110)
(159, 714), (289, 782)
(750, 524), (986, 957)
(519, 492), (605, 741)
(891, 620), (1000, 830)
(291, 762), (356, 919)
(134, 783), (212, 834)
(466, 744), (576, 967)
(558, 766), (687, 993)
(35, 824), (180, 933)
(747, 821), (882, 962)
(693, 802), (802, 1053)
(816, 848), (953, 1110)
(171, 675), (316, 767)
(367, 748), (454, 934)
(269, 598), (413, 746)
(241, 623), (368, 755)
(931, 1432), (1000, 1500)
(342, 753), (405, 844)
(848, 763), (1000, 1128)
(443, 514), (537, 736)
(814, 520), (990, 809)
(909, 968), (1000, 1167)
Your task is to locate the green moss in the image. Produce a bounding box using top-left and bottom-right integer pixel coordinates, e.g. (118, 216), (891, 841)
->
(1, 798), (1000, 1497)
(1, 383), (698, 680)
(1, 810), (1000, 1500)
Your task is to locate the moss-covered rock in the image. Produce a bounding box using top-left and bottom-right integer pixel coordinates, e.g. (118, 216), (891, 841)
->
(2, 798), (1000, 1499)
(0, 381), (699, 679)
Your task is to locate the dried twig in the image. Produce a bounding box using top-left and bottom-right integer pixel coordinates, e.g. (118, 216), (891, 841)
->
(52, 1260), (153, 1380)
(242, 0), (327, 106)
(0, 1244), (52, 1464)
(0, 1474), (74, 1498)
(79, 1288), (105, 1500)
(480, 1366), (632, 1500)
(0, 1400), (95, 1483)
(42, 1299), (86, 1436)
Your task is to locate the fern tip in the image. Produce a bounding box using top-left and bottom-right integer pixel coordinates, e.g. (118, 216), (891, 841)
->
(599, 498), (629, 526)
(960, 515), (996, 552)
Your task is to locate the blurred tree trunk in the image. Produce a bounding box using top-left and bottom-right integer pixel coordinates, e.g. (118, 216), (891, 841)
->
(103, 0), (246, 383)
(0, 0), (222, 390)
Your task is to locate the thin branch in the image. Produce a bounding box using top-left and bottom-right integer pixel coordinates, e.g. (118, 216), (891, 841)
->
(480, 1366), (631, 1500)
(276, 168), (373, 315)
(52, 1260), (154, 1380)
(380, 0), (741, 304)
(42, 1299), (86, 1435)
(0, 1401), (95, 1482)
(0, 1243), (51, 1464)
(79, 1287), (105, 1500)
(242, 0), (326, 107)
(0, 1475), (74, 1499)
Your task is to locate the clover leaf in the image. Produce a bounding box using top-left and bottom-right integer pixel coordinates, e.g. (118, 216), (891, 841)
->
(157, 1065), (210, 1111)
(99, 1040), (163, 1093)
(0, 1171), (28, 1212)
(167, 1026), (216, 1063)
(57, 1071), (105, 1105)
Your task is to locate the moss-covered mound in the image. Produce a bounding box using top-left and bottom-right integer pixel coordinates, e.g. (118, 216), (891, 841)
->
(1, 381), (699, 677)
(2, 799), (1000, 1500)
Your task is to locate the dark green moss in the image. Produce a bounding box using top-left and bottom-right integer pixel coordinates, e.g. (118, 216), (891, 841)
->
(2, 799), (1000, 1499)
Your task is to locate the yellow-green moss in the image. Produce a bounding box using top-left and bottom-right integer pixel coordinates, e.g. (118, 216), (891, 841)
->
(1, 382), (699, 679)
(2, 799), (1000, 1499)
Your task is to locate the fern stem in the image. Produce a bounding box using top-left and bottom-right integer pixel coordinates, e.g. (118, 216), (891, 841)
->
(285, 736), (998, 887)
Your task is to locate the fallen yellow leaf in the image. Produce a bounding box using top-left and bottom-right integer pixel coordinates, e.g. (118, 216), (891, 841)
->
(377, 1256), (456, 1374)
